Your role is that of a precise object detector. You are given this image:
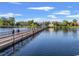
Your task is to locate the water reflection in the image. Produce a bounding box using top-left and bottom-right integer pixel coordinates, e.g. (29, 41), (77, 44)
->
(47, 27), (77, 34)
(0, 28), (79, 56)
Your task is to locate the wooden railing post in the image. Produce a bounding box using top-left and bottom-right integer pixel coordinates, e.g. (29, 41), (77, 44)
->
(12, 29), (15, 44)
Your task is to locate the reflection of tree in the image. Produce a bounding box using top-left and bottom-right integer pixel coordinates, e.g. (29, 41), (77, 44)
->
(45, 28), (59, 33)
(53, 28), (59, 32)
(71, 29), (77, 38)
(62, 28), (68, 33)
(71, 29), (77, 34)
(46, 27), (78, 34)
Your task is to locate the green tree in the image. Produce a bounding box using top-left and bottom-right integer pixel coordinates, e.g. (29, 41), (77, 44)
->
(0, 19), (3, 27)
(27, 20), (34, 26)
(16, 21), (28, 27)
(0, 17), (15, 27)
(52, 21), (59, 26)
(72, 19), (77, 26)
(1, 17), (8, 27)
(73, 19), (77, 23)
(44, 21), (50, 26)
(8, 17), (15, 26)
(63, 20), (68, 26)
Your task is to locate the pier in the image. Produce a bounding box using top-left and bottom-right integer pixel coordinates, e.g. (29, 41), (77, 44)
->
(0, 27), (47, 50)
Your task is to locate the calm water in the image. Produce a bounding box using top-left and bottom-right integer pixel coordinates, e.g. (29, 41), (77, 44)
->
(0, 28), (79, 56)
(0, 28), (30, 33)
(0, 28), (31, 36)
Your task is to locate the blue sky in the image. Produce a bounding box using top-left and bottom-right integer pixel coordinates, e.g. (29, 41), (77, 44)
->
(0, 2), (79, 22)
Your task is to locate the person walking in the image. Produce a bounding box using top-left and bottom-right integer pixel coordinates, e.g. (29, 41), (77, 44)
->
(12, 29), (15, 34)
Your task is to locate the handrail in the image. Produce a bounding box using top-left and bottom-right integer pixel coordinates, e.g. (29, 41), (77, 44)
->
(0, 29), (31, 36)
(0, 27), (46, 39)
(0, 30), (31, 39)
(0, 28), (41, 44)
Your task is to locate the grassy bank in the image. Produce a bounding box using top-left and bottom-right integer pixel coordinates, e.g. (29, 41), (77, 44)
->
(67, 26), (79, 28)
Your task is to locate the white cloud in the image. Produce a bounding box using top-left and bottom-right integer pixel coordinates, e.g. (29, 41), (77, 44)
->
(66, 14), (79, 18)
(47, 15), (57, 18)
(53, 10), (71, 15)
(47, 15), (63, 22)
(27, 7), (54, 11)
(9, 2), (22, 5)
(0, 13), (22, 17)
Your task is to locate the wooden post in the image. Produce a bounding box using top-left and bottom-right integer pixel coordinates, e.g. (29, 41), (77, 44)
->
(12, 29), (15, 45)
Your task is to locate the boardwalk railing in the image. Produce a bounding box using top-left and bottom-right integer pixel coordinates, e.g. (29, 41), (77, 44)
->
(0, 27), (46, 50)
(0, 29), (31, 39)
(0, 28), (31, 38)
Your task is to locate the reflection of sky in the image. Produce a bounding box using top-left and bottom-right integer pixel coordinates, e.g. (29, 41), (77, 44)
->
(11, 28), (79, 55)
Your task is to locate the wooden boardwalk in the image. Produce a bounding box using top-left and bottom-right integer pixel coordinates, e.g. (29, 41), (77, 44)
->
(0, 28), (45, 50)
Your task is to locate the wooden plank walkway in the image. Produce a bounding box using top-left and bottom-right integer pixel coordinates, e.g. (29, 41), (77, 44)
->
(0, 28), (45, 50)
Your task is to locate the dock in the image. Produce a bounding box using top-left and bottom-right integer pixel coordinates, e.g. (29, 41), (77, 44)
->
(0, 27), (46, 50)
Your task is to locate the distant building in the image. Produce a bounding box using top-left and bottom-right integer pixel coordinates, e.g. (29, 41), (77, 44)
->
(77, 22), (79, 26)
(48, 23), (54, 27)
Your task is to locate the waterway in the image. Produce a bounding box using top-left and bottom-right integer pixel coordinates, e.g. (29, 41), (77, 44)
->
(0, 28), (79, 56)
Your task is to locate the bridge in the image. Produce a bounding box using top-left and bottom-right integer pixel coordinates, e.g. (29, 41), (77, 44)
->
(0, 27), (47, 50)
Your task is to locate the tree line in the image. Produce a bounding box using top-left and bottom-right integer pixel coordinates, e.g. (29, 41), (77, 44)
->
(52, 19), (78, 27)
(0, 17), (42, 28)
(16, 20), (41, 28)
(0, 17), (15, 28)
(0, 16), (78, 28)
